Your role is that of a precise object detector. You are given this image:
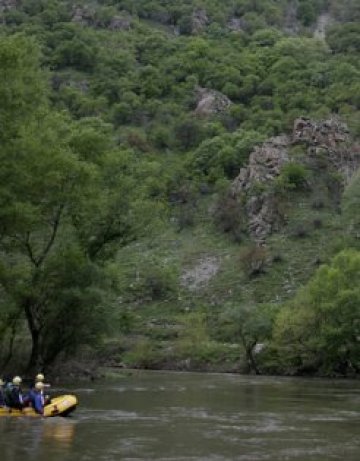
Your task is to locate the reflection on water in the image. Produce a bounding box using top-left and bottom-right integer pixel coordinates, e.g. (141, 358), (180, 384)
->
(0, 417), (76, 461)
(43, 420), (76, 447)
(0, 372), (359, 461)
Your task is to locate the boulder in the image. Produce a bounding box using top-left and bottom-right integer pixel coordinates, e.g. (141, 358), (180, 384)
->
(194, 87), (232, 116)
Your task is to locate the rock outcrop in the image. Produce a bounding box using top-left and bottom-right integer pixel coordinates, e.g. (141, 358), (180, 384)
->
(293, 117), (358, 183)
(233, 136), (290, 191)
(72, 6), (132, 30)
(72, 5), (96, 25)
(191, 9), (209, 34)
(313, 12), (334, 40)
(0, 0), (17, 15)
(231, 117), (359, 243)
(232, 136), (290, 242)
(227, 17), (245, 32)
(284, 0), (300, 35)
(194, 87), (232, 116)
(293, 117), (349, 147)
(108, 14), (132, 31)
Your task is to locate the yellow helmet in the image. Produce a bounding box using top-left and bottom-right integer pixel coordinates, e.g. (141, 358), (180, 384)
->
(36, 373), (45, 382)
(0, 378), (4, 386)
(35, 381), (45, 390)
(12, 376), (22, 385)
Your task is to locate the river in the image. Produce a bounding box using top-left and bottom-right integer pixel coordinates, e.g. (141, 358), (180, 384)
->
(0, 371), (359, 460)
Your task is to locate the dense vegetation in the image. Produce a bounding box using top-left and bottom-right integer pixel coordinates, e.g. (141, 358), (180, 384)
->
(0, 0), (359, 376)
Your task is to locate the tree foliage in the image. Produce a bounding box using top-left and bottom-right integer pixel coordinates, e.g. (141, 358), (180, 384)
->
(220, 303), (274, 373)
(273, 250), (360, 375)
(0, 34), (153, 370)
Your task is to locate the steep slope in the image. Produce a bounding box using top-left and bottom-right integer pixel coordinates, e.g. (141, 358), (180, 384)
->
(110, 117), (359, 374)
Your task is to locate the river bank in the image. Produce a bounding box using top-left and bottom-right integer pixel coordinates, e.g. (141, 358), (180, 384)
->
(45, 356), (360, 383)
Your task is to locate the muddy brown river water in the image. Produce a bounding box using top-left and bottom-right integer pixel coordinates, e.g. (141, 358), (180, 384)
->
(0, 371), (359, 460)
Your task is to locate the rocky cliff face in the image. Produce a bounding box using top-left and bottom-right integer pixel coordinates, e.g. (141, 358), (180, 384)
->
(231, 117), (360, 243)
(293, 117), (358, 183)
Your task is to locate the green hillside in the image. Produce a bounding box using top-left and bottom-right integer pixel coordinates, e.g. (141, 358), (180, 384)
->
(0, 0), (359, 377)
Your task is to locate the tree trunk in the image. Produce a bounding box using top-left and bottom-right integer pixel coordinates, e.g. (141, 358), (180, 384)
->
(245, 343), (260, 375)
(23, 298), (42, 371)
(1, 322), (17, 368)
(28, 328), (41, 370)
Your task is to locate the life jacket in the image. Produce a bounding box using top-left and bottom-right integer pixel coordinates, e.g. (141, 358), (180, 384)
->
(4, 383), (14, 406)
(32, 391), (45, 414)
(4, 383), (23, 408)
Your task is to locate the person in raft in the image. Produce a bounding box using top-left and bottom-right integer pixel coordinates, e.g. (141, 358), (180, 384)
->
(0, 378), (6, 407)
(30, 382), (45, 415)
(34, 373), (51, 404)
(4, 376), (24, 410)
(23, 373), (51, 407)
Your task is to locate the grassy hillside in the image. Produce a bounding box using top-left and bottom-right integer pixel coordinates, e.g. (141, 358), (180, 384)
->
(0, 0), (359, 376)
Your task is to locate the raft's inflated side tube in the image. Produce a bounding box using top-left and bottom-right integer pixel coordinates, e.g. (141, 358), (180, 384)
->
(0, 395), (78, 417)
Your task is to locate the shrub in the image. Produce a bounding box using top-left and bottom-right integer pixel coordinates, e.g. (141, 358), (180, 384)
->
(291, 223), (309, 238)
(313, 218), (323, 229)
(311, 197), (325, 209)
(122, 339), (161, 368)
(213, 194), (244, 242)
(118, 258), (179, 304)
(176, 205), (196, 230)
(271, 252), (283, 263)
(190, 130), (265, 182)
(138, 266), (177, 301)
(276, 163), (309, 191)
(239, 245), (268, 277)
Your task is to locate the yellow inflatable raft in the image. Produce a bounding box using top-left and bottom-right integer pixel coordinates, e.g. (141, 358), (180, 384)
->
(0, 395), (77, 417)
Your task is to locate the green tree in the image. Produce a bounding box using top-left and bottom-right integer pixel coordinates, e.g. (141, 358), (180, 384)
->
(220, 304), (273, 373)
(326, 23), (360, 54)
(273, 250), (360, 375)
(0, 35), (153, 369)
(342, 170), (360, 244)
